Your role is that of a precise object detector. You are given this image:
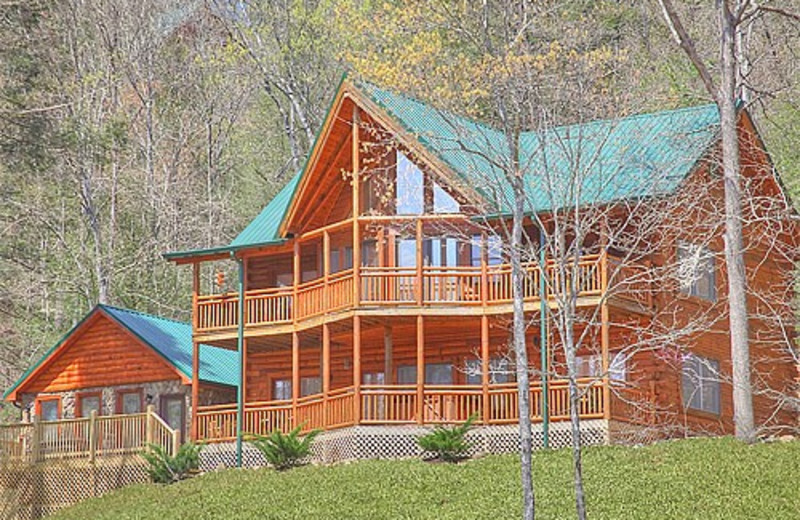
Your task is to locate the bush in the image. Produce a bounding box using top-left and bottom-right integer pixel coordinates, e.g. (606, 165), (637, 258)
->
(417, 414), (477, 462)
(249, 426), (321, 471)
(142, 443), (201, 484)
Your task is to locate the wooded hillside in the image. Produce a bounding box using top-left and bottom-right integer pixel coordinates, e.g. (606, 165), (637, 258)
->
(1, 0), (798, 418)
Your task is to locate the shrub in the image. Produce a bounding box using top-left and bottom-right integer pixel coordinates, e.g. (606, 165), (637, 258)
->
(417, 414), (477, 462)
(249, 426), (321, 471)
(142, 443), (201, 484)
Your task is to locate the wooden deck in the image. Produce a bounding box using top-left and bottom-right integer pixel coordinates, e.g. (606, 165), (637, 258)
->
(195, 253), (652, 338)
(194, 379), (608, 442)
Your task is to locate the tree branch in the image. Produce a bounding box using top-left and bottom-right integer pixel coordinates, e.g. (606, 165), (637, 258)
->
(657, 0), (719, 102)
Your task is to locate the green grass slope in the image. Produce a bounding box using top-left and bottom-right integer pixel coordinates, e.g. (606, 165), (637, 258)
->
(52, 438), (800, 520)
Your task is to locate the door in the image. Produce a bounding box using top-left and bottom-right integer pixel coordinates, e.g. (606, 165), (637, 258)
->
(160, 395), (186, 442)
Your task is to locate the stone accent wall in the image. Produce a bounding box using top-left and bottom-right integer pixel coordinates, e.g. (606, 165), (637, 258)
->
(20, 380), (188, 422)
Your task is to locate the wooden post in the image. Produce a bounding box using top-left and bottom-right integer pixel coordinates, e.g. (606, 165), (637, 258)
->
(293, 240), (301, 323)
(383, 324), (393, 384)
(322, 323), (331, 427)
(31, 415), (41, 463)
(323, 230), (330, 311)
(88, 410), (97, 462)
(192, 262), (200, 330)
(172, 430), (180, 457)
(600, 236), (611, 420)
(416, 219), (424, 305)
(146, 404), (155, 446)
(292, 331), (300, 428)
(416, 315), (425, 424)
(191, 341), (199, 441)
(353, 315), (362, 424)
(352, 106), (361, 306)
(481, 315), (490, 425)
(481, 232), (489, 306)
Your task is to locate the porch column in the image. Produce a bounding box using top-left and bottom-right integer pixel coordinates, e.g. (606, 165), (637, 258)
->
(353, 316), (362, 424)
(323, 230), (331, 310)
(292, 331), (300, 428)
(191, 263), (200, 440)
(293, 240), (300, 323)
(600, 231), (611, 421)
(191, 341), (199, 440)
(352, 105), (361, 306)
(415, 219), (423, 305)
(481, 315), (490, 425)
(480, 233), (488, 306)
(384, 324), (393, 384)
(322, 323), (331, 427)
(416, 315), (425, 424)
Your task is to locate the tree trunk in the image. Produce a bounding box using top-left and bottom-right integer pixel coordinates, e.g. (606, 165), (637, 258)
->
(511, 172), (535, 520)
(563, 308), (587, 520)
(719, 1), (755, 442)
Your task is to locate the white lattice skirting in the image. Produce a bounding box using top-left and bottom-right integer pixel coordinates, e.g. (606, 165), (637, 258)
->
(199, 420), (609, 470)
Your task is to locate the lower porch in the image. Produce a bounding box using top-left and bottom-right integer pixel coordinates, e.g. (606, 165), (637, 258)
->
(195, 379), (607, 442)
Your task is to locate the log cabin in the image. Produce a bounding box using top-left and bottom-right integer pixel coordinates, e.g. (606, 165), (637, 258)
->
(161, 78), (796, 456)
(3, 305), (238, 441)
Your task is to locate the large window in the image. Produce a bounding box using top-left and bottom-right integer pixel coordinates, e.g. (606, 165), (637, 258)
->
(575, 352), (627, 382)
(470, 235), (503, 267)
(301, 377), (322, 397)
(273, 379), (292, 401)
(466, 358), (512, 384)
(117, 390), (143, 414)
(397, 152), (424, 215)
(396, 151), (459, 215)
(36, 397), (60, 421)
(677, 242), (716, 301)
(76, 393), (102, 418)
(397, 363), (454, 384)
(681, 353), (721, 414)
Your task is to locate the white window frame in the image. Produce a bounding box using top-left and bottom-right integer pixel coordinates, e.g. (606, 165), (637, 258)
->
(681, 353), (721, 415)
(677, 242), (716, 301)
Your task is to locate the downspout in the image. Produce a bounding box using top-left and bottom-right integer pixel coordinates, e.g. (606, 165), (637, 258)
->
(539, 227), (550, 449)
(234, 254), (245, 468)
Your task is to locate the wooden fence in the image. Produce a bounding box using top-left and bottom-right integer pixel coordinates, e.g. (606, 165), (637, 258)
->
(0, 405), (178, 463)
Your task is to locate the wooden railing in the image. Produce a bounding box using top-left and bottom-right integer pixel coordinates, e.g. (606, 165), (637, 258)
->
(246, 287), (292, 326)
(194, 253), (651, 333)
(195, 380), (608, 442)
(0, 406), (179, 462)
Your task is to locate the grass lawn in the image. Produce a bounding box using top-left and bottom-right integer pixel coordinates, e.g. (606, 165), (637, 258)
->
(52, 437), (800, 520)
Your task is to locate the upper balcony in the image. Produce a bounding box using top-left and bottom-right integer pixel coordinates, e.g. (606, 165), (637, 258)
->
(193, 251), (652, 339)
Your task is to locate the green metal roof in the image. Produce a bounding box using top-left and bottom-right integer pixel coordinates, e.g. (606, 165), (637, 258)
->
(359, 82), (720, 214)
(3, 305), (238, 400)
(100, 305), (238, 388)
(228, 172), (302, 248)
(210, 81), (721, 254)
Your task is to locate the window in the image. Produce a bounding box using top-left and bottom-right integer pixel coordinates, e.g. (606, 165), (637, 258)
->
(396, 364), (453, 384)
(466, 358), (512, 385)
(470, 235), (503, 267)
(425, 237), (459, 267)
(397, 150), (460, 215)
(36, 397), (60, 421)
(362, 372), (385, 385)
(433, 182), (459, 213)
(273, 379), (292, 401)
(682, 354), (721, 414)
(117, 390), (142, 415)
(574, 352), (627, 382)
(301, 377), (321, 397)
(397, 151), (424, 215)
(76, 393), (102, 418)
(362, 240), (378, 267)
(396, 238), (417, 267)
(677, 242), (716, 301)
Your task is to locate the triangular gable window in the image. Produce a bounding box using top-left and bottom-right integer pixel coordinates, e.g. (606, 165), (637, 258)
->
(396, 151), (459, 215)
